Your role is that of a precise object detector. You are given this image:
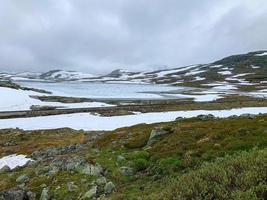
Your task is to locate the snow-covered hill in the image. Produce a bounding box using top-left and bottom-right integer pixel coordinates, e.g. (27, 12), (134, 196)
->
(39, 70), (95, 81)
(1, 50), (267, 89)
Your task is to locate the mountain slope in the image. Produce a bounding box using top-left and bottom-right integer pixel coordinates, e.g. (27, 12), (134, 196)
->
(39, 70), (95, 81)
(2, 50), (267, 88)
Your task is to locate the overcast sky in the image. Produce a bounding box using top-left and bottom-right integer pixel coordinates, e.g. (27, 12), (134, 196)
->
(0, 0), (267, 74)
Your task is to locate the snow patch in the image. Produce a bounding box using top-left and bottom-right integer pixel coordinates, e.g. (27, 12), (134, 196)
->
(255, 52), (267, 56)
(0, 154), (32, 170)
(0, 107), (267, 131)
(218, 71), (232, 75)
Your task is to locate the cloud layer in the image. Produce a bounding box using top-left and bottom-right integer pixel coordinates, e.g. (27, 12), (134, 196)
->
(0, 0), (267, 74)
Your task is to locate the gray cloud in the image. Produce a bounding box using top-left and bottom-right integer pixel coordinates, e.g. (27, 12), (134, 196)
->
(0, 0), (267, 74)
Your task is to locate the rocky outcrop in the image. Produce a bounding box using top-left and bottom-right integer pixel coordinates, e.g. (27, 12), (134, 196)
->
(31, 144), (83, 160)
(0, 188), (32, 200)
(146, 127), (173, 146)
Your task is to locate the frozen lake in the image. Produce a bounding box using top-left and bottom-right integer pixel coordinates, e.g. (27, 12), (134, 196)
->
(16, 81), (188, 99)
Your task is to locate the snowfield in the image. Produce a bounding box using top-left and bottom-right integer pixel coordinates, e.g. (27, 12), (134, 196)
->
(0, 154), (32, 170)
(0, 87), (114, 111)
(0, 107), (267, 131)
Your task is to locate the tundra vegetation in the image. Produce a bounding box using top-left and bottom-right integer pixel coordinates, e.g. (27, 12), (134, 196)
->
(0, 114), (266, 199)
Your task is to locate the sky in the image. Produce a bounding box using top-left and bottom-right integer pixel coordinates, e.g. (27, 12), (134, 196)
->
(0, 0), (267, 75)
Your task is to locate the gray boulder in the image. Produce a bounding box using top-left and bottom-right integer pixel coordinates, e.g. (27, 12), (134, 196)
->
(104, 182), (115, 194)
(147, 127), (171, 146)
(80, 164), (103, 176)
(240, 113), (257, 119)
(40, 187), (49, 200)
(0, 165), (11, 174)
(26, 191), (36, 200)
(82, 186), (97, 199)
(96, 177), (107, 186)
(67, 182), (78, 192)
(196, 114), (216, 120)
(0, 188), (28, 200)
(16, 174), (29, 184)
(119, 166), (134, 176)
(117, 155), (125, 162)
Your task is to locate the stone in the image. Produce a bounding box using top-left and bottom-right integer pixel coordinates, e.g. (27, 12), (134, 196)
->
(67, 182), (79, 192)
(16, 174), (29, 184)
(175, 117), (184, 121)
(82, 186), (97, 199)
(0, 189), (28, 200)
(0, 165), (11, 174)
(40, 187), (49, 200)
(117, 155), (125, 162)
(146, 127), (170, 146)
(104, 182), (115, 194)
(96, 177), (107, 186)
(119, 166), (134, 176)
(196, 114), (215, 120)
(81, 164), (103, 176)
(26, 191), (36, 200)
(240, 113), (256, 119)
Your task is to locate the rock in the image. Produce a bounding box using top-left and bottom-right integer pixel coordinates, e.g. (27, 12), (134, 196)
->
(229, 115), (238, 119)
(4, 141), (17, 147)
(67, 182), (79, 192)
(81, 164), (103, 176)
(175, 117), (184, 121)
(82, 186), (97, 199)
(214, 143), (221, 148)
(50, 156), (85, 172)
(48, 167), (59, 176)
(197, 137), (210, 144)
(117, 155), (125, 162)
(96, 177), (107, 186)
(26, 191), (36, 200)
(0, 165), (11, 174)
(30, 105), (57, 111)
(16, 174), (29, 184)
(31, 144), (83, 160)
(196, 114), (215, 120)
(104, 182), (115, 194)
(40, 187), (49, 200)
(240, 114), (257, 119)
(147, 127), (171, 146)
(119, 166), (134, 176)
(0, 188), (28, 200)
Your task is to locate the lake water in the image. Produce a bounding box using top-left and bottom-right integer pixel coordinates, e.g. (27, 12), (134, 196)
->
(16, 81), (189, 99)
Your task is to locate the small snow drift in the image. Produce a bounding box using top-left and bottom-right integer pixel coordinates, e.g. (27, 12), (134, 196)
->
(0, 154), (32, 170)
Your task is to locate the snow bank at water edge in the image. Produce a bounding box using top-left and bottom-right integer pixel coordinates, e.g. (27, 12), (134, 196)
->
(0, 154), (32, 170)
(0, 87), (114, 111)
(0, 107), (267, 131)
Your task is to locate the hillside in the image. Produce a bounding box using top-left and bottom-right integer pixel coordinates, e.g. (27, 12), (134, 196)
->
(0, 114), (266, 199)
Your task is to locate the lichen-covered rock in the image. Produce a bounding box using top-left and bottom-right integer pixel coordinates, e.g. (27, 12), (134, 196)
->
(31, 144), (83, 160)
(104, 182), (115, 194)
(147, 127), (171, 146)
(40, 187), (49, 200)
(82, 186), (97, 199)
(16, 174), (29, 184)
(67, 182), (79, 192)
(0, 188), (28, 200)
(119, 166), (134, 176)
(0, 165), (11, 174)
(80, 164), (103, 176)
(240, 113), (257, 119)
(117, 155), (125, 161)
(196, 114), (216, 120)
